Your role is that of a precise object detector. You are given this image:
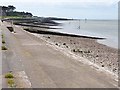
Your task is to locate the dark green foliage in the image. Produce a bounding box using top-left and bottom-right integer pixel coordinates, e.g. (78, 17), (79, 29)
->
(7, 5), (16, 12)
(6, 11), (32, 17)
(2, 5), (32, 17)
(5, 73), (14, 78)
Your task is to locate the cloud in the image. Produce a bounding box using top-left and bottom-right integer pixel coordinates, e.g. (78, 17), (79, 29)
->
(0, 0), (117, 19)
(0, 0), (119, 5)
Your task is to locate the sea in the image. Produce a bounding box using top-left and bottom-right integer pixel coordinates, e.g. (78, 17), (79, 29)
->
(51, 20), (118, 49)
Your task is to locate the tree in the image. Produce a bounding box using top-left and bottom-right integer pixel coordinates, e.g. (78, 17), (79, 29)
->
(8, 5), (16, 12)
(2, 6), (8, 16)
(2, 6), (8, 12)
(25, 12), (33, 17)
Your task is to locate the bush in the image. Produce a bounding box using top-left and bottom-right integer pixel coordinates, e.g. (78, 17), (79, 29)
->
(5, 73), (14, 78)
(2, 46), (7, 50)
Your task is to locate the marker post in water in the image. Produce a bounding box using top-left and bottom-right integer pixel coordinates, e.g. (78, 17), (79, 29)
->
(78, 19), (80, 29)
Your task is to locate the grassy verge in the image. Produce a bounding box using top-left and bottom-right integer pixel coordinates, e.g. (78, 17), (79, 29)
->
(7, 79), (15, 87)
(5, 72), (15, 87)
(0, 16), (23, 19)
(2, 34), (4, 39)
(5, 73), (14, 78)
(1, 34), (8, 50)
(2, 39), (5, 44)
(2, 46), (7, 50)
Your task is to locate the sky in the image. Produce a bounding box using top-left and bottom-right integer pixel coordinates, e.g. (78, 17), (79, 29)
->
(0, 0), (119, 19)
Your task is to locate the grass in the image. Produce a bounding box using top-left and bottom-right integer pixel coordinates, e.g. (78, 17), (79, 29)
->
(2, 46), (7, 50)
(5, 73), (15, 87)
(2, 34), (4, 38)
(2, 39), (5, 44)
(0, 16), (23, 19)
(5, 73), (14, 78)
(7, 79), (15, 87)
(1, 34), (7, 50)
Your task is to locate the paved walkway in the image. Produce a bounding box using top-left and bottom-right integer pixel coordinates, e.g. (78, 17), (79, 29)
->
(0, 21), (2, 89)
(0, 21), (8, 88)
(1, 21), (118, 88)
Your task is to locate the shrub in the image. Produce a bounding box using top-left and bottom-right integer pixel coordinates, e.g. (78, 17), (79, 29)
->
(5, 73), (14, 78)
(2, 46), (7, 50)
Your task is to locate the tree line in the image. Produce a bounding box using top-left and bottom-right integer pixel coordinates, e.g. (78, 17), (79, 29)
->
(2, 5), (33, 17)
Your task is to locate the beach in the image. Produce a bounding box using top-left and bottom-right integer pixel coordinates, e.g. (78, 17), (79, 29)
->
(28, 30), (118, 76)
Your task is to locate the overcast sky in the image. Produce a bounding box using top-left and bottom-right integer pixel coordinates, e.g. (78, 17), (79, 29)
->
(0, 0), (119, 19)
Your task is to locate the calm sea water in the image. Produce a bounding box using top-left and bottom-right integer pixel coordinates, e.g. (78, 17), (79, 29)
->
(51, 20), (118, 49)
